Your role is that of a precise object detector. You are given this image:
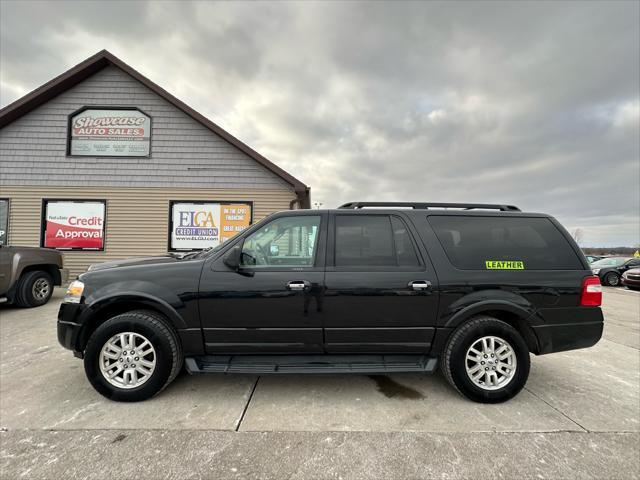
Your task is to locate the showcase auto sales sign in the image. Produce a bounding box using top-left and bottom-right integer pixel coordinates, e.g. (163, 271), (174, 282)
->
(70, 108), (151, 157)
(44, 201), (105, 249)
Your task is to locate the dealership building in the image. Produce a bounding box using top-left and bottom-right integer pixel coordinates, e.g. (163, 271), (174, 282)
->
(0, 50), (310, 278)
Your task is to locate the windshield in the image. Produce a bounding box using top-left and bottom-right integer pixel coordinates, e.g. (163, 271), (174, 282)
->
(591, 257), (629, 267)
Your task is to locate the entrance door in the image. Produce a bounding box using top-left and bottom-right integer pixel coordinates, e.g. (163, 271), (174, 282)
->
(323, 213), (439, 353)
(199, 212), (326, 354)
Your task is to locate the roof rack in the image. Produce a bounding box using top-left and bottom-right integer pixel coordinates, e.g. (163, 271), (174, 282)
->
(338, 202), (521, 212)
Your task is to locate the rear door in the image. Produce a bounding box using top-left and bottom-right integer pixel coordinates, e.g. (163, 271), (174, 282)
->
(323, 212), (439, 353)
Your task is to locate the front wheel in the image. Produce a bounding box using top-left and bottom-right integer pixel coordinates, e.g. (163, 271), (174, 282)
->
(441, 316), (530, 403)
(84, 310), (183, 402)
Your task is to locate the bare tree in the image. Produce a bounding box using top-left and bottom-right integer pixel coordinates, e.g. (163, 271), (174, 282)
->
(571, 228), (584, 246)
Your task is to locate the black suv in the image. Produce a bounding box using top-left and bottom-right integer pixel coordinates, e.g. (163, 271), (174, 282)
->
(58, 202), (604, 403)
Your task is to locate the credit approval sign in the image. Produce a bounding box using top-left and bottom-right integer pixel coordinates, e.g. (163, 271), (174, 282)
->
(69, 108), (151, 157)
(43, 200), (106, 250)
(170, 202), (252, 250)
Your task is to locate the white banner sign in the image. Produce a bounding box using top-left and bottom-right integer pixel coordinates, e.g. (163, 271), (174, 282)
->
(170, 202), (252, 250)
(70, 108), (151, 156)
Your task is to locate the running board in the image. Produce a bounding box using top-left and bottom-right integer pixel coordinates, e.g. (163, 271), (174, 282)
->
(185, 354), (438, 375)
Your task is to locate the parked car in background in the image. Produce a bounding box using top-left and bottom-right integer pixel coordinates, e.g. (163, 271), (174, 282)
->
(591, 257), (640, 286)
(621, 268), (640, 291)
(585, 255), (604, 264)
(0, 245), (68, 307)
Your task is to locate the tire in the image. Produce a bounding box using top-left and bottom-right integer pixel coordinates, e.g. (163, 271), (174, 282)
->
(441, 316), (530, 403)
(15, 270), (53, 307)
(604, 272), (620, 287)
(83, 310), (183, 402)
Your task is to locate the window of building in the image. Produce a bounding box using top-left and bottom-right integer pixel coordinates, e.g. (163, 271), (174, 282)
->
(335, 215), (421, 267)
(169, 201), (252, 251)
(0, 199), (9, 246)
(41, 200), (106, 251)
(428, 215), (583, 270)
(241, 215), (321, 268)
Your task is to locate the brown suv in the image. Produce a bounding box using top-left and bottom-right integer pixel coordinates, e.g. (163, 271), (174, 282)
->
(0, 245), (68, 307)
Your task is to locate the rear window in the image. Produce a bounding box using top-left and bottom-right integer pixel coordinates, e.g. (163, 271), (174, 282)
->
(428, 216), (582, 270)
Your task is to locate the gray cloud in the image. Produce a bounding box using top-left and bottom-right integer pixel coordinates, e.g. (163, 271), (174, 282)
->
(1, 0), (638, 246)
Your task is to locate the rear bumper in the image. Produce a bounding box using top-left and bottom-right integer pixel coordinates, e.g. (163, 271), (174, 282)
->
(57, 302), (85, 354)
(532, 307), (604, 354)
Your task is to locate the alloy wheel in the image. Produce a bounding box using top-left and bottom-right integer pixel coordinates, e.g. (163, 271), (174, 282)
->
(99, 332), (156, 389)
(32, 278), (51, 300)
(465, 336), (517, 391)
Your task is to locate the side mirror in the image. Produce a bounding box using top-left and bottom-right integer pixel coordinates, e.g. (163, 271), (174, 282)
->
(223, 245), (242, 271)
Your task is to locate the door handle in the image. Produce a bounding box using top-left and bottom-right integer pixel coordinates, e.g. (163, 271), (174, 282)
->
(287, 280), (311, 291)
(408, 280), (432, 291)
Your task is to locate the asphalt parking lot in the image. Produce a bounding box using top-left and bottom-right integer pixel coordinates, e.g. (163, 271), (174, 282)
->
(1, 287), (639, 479)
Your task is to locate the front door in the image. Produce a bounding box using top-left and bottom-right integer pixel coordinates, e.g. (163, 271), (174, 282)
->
(199, 212), (326, 354)
(323, 212), (439, 353)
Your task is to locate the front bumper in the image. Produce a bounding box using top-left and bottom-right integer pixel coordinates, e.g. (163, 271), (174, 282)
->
(532, 307), (604, 354)
(621, 275), (640, 288)
(59, 268), (70, 286)
(57, 302), (85, 355)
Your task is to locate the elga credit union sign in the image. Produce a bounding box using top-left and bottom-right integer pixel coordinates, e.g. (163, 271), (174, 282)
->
(170, 202), (252, 250)
(43, 201), (106, 250)
(69, 108), (151, 156)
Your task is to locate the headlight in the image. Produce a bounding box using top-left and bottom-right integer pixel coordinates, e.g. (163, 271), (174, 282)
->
(622, 271), (628, 278)
(64, 280), (85, 304)
(592, 269), (600, 274)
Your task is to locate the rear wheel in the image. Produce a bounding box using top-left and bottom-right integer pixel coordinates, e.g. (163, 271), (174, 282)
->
(441, 316), (530, 403)
(15, 270), (53, 307)
(84, 310), (183, 402)
(604, 272), (620, 287)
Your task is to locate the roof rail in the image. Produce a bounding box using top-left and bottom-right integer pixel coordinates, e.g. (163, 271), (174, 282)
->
(338, 202), (521, 212)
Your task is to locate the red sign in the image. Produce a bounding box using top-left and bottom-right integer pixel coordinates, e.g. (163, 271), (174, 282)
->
(43, 201), (105, 250)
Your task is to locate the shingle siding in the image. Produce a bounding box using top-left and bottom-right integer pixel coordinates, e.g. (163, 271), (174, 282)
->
(0, 65), (293, 191)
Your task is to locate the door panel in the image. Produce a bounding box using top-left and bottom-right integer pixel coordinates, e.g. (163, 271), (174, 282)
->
(323, 213), (439, 354)
(198, 212), (326, 354)
(323, 271), (437, 353)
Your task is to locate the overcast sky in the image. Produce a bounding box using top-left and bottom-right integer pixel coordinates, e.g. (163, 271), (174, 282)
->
(1, 1), (638, 247)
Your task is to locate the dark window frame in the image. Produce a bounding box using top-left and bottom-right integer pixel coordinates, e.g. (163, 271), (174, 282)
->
(168, 200), (254, 252)
(66, 106), (153, 158)
(40, 199), (107, 251)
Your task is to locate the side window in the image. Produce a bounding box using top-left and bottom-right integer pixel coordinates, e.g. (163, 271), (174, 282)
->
(391, 216), (420, 266)
(241, 215), (320, 268)
(429, 215), (583, 270)
(335, 215), (420, 267)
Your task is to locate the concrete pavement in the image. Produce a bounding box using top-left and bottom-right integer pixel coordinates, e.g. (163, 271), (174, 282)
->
(1, 287), (639, 479)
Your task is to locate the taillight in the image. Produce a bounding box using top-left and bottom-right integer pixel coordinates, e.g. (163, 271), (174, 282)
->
(580, 276), (602, 306)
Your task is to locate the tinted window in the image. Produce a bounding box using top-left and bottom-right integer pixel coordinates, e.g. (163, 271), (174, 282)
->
(429, 216), (582, 270)
(391, 216), (420, 266)
(241, 215), (320, 268)
(335, 215), (420, 267)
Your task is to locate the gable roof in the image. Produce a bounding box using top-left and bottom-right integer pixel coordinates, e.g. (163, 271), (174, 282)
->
(0, 50), (310, 207)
